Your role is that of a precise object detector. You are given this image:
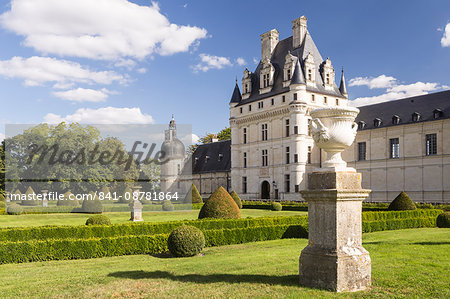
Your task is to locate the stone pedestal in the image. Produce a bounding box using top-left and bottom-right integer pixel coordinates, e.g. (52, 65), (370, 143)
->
(41, 190), (48, 207)
(130, 200), (143, 222)
(299, 171), (371, 292)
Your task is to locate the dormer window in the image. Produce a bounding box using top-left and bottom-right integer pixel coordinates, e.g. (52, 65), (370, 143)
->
(358, 121), (366, 130)
(283, 51), (296, 87)
(242, 68), (252, 99)
(304, 53), (315, 84)
(374, 118), (382, 127)
(260, 59), (275, 92)
(194, 157), (199, 164)
(218, 153), (223, 161)
(320, 58), (335, 89)
(392, 115), (401, 125)
(412, 112), (421, 122)
(205, 155), (210, 163)
(433, 109), (443, 119)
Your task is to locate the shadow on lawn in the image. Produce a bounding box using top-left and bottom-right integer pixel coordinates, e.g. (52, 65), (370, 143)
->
(108, 270), (299, 286)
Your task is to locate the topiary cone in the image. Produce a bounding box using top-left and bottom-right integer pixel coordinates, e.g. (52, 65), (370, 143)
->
(184, 184), (203, 204)
(388, 191), (416, 211)
(229, 190), (242, 209)
(198, 186), (241, 219)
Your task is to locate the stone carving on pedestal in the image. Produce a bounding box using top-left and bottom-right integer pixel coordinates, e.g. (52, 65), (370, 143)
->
(299, 106), (372, 292)
(130, 186), (143, 222)
(41, 190), (48, 207)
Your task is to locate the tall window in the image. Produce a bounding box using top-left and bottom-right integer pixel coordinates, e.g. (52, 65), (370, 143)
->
(294, 154), (298, 163)
(282, 95), (285, 102)
(293, 93), (297, 101)
(311, 94), (315, 102)
(285, 174), (290, 193)
(335, 99), (339, 106)
(294, 126), (298, 135)
(285, 147), (290, 164)
(243, 128), (247, 144)
(426, 134), (437, 156)
(390, 138), (400, 159)
(243, 152), (247, 168)
(324, 96), (328, 104)
(262, 149), (268, 166)
(308, 69), (312, 81)
(240, 107), (242, 114)
(258, 101), (264, 109)
(261, 124), (268, 141)
(263, 74), (269, 88)
(244, 83), (248, 94)
(249, 105), (252, 112)
(326, 73), (330, 84)
(271, 98), (274, 105)
(307, 146), (312, 164)
(242, 177), (247, 194)
(358, 142), (366, 161)
(287, 69), (291, 80)
(285, 119), (290, 137)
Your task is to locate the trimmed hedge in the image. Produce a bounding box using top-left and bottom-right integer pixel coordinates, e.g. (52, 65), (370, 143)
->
(86, 215), (111, 225)
(0, 216), (308, 242)
(168, 226), (205, 257)
(389, 191), (416, 211)
(184, 184), (203, 204)
(229, 191), (242, 209)
(199, 186), (241, 219)
(436, 212), (450, 228)
(162, 201), (174, 211)
(7, 203), (23, 215)
(271, 202), (282, 211)
(81, 197), (103, 214)
(0, 209), (443, 264)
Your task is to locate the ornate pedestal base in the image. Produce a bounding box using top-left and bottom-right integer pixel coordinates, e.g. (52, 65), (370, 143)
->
(299, 172), (371, 292)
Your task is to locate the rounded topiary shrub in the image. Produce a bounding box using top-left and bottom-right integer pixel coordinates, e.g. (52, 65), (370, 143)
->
(436, 212), (450, 228)
(7, 203), (23, 215)
(85, 214), (111, 225)
(162, 200), (175, 211)
(184, 184), (203, 204)
(271, 202), (282, 211)
(81, 194), (103, 214)
(12, 189), (22, 202)
(388, 191), (416, 211)
(21, 186), (39, 206)
(57, 191), (80, 206)
(167, 225), (205, 257)
(229, 191), (242, 209)
(198, 186), (241, 219)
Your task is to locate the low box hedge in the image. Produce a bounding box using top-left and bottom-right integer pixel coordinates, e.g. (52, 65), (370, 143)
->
(0, 216), (309, 242)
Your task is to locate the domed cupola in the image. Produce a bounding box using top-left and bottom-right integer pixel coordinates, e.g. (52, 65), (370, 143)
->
(161, 115), (185, 159)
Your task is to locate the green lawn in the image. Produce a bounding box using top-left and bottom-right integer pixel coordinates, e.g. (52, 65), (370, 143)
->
(0, 228), (448, 298)
(0, 209), (307, 227)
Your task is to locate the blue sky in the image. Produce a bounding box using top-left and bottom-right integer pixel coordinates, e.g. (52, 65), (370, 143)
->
(0, 0), (449, 141)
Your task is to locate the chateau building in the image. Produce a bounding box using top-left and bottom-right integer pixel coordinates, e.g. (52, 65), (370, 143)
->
(162, 15), (450, 203)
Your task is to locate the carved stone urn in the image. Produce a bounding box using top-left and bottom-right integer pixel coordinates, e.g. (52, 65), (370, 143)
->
(310, 107), (359, 172)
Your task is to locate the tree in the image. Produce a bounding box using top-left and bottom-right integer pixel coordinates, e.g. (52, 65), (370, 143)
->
(188, 127), (231, 154)
(4, 123), (139, 195)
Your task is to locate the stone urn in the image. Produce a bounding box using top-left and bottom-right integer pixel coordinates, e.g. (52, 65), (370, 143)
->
(310, 107), (359, 172)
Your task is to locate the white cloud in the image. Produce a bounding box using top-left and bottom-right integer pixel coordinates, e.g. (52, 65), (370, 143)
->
(192, 54), (232, 73)
(180, 133), (199, 144)
(441, 23), (450, 47)
(0, 56), (125, 87)
(114, 58), (137, 69)
(253, 57), (259, 64)
(52, 88), (114, 102)
(137, 68), (147, 74)
(0, 0), (207, 60)
(236, 57), (246, 66)
(349, 75), (397, 89)
(350, 81), (441, 107)
(44, 107), (154, 124)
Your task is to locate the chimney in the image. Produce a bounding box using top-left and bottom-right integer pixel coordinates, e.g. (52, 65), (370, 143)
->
(292, 16), (307, 49)
(260, 29), (279, 61)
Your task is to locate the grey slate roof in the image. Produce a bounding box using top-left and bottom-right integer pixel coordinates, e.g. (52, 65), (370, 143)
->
(236, 33), (343, 106)
(190, 140), (231, 174)
(230, 81), (242, 103)
(291, 58), (305, 85)
(356, 90), (450, 130)
(339, 69), (348, 95)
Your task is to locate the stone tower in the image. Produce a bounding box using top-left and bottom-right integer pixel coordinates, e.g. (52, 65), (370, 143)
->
(160, 116), (186, 192)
